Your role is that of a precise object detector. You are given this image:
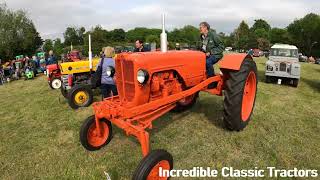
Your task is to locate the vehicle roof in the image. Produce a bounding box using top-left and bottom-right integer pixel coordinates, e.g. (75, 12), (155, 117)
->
(271, 44), (298, 50)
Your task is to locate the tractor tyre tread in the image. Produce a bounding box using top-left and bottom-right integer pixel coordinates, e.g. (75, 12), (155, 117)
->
(132, 149), (173, 180)
(223, 58), (257, 131)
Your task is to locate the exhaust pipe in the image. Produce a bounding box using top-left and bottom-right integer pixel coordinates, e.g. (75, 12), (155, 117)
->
(88, 34), (93, 70)
(160, 14), (167, 53)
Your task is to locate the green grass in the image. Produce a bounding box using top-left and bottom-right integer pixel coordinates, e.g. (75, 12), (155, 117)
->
(0, 57), (319, 179)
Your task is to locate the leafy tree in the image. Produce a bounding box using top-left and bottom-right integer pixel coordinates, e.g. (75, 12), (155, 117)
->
(43, 39), (53, 52)
(64, 26), (86, 46)
(269, 28), (290, 44)
(53, 38), (63, 56)
(168, 25), (199, 47)
(83, 25), (109, 55)
(126, 27), (161, 42)
(146, 34), (159, 44)
(257, 38), (270, 50)
(0, 4), (42, 60)
(234, 21), (250, 50)
(110, 28), (126, 42)
(251, 19), (271, 32)
(254, 28), (269, 39)
(78, 27), (86, 45)
(222, 32), (235, 47)
(287, 13), (320, 56)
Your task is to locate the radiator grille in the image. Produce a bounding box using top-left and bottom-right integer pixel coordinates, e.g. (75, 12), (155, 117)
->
(116, 59), (135, 101)
(280, 62), (286, 72)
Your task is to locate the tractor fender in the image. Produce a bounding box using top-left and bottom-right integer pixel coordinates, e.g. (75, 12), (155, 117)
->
(218, 53), (252, 71)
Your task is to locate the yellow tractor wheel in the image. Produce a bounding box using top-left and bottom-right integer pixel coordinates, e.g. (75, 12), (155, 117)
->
(68, 85), (93, 109)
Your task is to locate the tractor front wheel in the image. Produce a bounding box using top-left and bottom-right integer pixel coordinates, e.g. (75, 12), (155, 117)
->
(133, 149), (173, 180)
(68, 85), (93, 109)
(80, 115), (112, 151)
(50, 77), (62, 89)
(223, 58), (258, 131)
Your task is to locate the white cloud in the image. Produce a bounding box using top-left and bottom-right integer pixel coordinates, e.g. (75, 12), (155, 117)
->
(3, 0), (320, 39)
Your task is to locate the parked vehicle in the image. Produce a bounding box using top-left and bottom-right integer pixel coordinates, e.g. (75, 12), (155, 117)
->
(47, 50), (83, 90)
(24, 67), (34, 80)
(37, 52), (47, 73)
(60, 35), (102, 109)
(315, 58), (320, 64)
(265, 44), (300, 87)
(79, 15), (258, 179)
(298, 53), (308, 62)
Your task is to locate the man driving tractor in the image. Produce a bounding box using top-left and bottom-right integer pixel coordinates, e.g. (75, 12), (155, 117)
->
(199, 21), (224, 89)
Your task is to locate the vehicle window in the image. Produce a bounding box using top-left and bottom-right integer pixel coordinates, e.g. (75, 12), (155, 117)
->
(271, 48), (298, 57)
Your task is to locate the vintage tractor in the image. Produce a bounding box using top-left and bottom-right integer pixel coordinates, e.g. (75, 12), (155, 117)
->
(37, 52), (47, 73)
(79, 15), (258, 179)
(47, 50), (82, 90)
(59, 57), (100, 107)
(59, 35), (102, 109)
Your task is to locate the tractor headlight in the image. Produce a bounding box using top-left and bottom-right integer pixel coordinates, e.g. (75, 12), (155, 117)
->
(137, 69), (149, 84)
(106, 66), (115, 77)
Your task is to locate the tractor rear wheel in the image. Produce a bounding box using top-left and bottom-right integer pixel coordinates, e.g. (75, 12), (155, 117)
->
(50, 77), (62, 89)
(223, 58), (257, 131)
(68, 85), (93, 109)
(172, 92), (199, 112)
(80, 115), (112, 151)
(133, 149), (173, 180)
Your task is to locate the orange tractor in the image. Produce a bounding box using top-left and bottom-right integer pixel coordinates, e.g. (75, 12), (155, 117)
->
(79, 16), (258, 179)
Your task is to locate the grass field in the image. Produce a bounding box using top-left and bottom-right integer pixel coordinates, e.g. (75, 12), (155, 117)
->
(0, 57), (319, 179)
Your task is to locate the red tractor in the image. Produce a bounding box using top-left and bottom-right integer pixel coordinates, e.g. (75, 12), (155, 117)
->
(47, 50), (81, 89)
(79, 16), (258, 179)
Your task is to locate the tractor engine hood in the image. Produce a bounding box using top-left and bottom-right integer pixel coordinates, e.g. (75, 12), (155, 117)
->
(115, 50), (206, 108)
(60, 58), (100, 75)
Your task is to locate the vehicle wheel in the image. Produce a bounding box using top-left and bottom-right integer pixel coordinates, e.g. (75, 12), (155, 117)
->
(133, 149), (173, 180)
(223, 58), (258, 131)
(292, 79), (299, 88)
(80, 115), (112, 151)
(172, 92), (199, 112)
(60, 86), (69, 98)
(68, 85), (93, 109)
(265, 76), (272, 83)
(50, 77), (62, 89)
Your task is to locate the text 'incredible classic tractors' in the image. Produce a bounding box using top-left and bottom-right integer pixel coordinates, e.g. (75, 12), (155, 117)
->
(79, 16), (258, 179)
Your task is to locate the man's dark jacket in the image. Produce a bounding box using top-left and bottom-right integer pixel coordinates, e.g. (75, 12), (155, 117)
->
(134, 46), (149, 52)
(199, 30), (224, 60)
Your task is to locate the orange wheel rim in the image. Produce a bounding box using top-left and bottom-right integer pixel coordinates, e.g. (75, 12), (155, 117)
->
(241, 71), (256, 121)
(87, 121), (109, 147)
(147, 160), (170, 180)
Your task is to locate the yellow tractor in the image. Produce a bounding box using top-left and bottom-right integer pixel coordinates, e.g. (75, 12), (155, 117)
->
(60, 35), (102, 109)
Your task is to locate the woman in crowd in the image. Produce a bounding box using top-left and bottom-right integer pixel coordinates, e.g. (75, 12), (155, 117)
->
(98, 46), (118, 98)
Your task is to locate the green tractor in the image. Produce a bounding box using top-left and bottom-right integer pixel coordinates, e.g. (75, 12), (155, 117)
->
(24, 68), (34, 80)
(37, 52), (47, 73)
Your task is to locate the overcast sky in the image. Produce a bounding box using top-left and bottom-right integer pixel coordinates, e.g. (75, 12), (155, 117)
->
(3, 0), (320, 40)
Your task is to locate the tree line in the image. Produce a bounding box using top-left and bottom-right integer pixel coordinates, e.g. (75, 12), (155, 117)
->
(1, 3), (320, 61)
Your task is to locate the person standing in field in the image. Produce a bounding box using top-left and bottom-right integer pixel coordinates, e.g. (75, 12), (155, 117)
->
(47, 50), (57, 65)
(98, 46), (118, 99)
